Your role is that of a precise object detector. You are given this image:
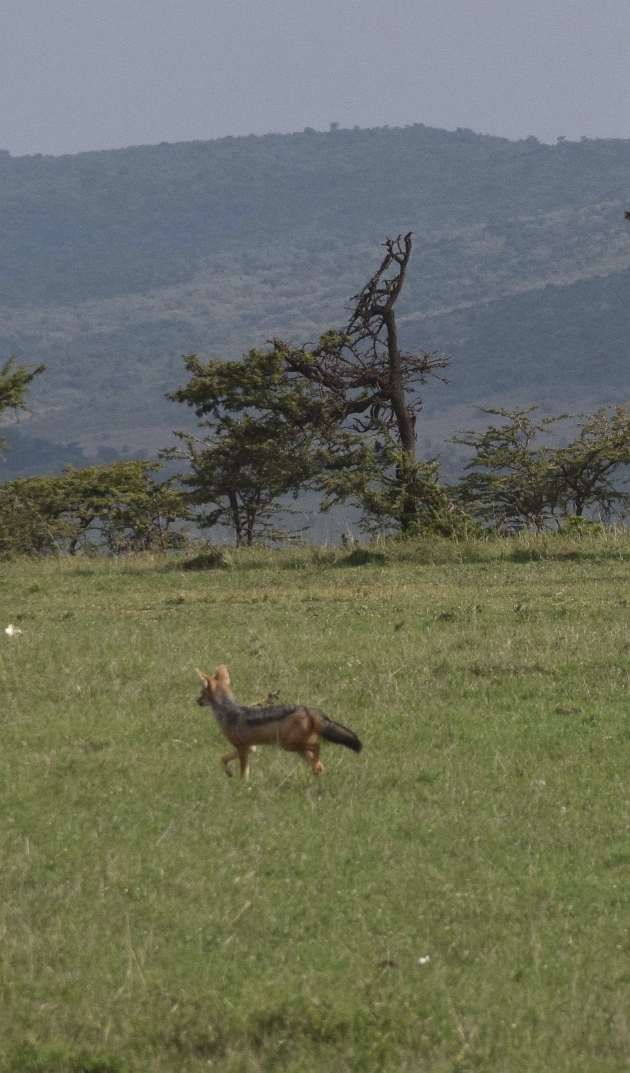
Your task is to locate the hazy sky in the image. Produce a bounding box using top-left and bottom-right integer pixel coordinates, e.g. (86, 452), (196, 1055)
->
(2, 0), (629, 157)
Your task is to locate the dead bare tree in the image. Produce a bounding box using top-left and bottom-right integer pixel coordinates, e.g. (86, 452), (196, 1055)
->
(272, 234), (450, 532)
(274, 233), (448, 458)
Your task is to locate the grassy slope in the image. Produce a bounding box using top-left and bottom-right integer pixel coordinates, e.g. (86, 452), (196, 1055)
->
(2, 536), (630, 1071)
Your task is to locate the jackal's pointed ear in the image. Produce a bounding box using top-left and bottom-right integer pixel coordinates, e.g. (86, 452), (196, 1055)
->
(215, 664), (230, 687)
(196, 668), (212, 686)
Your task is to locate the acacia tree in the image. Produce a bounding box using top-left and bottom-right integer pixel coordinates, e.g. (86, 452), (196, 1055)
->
(319, 436), (458, 537)
(63, 461), (189, 554)
(552, 405), (630, 520)
(452, 408), (565, 532)
(0, 357), (46, 457)
(272, 234), (451, 534)
(0, 461), (188, 558)
(0, 475), (68, 557)
(165, 348), (333, 545)
(452, 404), (630, 531)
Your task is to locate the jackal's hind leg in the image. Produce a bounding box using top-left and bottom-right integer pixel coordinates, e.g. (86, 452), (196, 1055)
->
(221, 749), (239, 777)
(299, 740), (324, 775)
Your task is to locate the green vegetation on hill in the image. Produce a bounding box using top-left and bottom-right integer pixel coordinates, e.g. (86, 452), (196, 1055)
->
(2, 534), (630, 1070)
(3, 128), (627, 308)
(0, 125), (629, 464)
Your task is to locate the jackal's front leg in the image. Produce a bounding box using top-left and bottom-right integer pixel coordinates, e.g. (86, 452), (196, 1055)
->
(221, 749), (239, 777)
(237, 746), (251, 780)
(221, 746), (251, 779)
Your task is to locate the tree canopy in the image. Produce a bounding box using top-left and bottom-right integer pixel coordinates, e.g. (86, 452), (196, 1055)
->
(0, 460), (187, 558)
(453, 405), (630, 531)
(0, 357), (46, 456)
(166, 348), (333, 545)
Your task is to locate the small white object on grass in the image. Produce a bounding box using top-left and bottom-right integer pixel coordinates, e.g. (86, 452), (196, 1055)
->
(4, 624), (22, 635)
(418, 955), (431, 965)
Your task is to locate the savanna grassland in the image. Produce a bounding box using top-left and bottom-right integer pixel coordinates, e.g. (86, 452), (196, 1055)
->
(2, 534), (630, 1071)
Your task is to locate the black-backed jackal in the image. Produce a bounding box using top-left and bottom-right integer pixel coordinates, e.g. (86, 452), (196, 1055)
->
(195, 665), (362, 778)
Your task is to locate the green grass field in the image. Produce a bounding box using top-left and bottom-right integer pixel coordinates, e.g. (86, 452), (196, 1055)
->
(2, 533), (630, 1072)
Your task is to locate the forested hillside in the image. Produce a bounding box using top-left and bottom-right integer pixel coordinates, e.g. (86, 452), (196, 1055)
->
(0, 125), (628, 472)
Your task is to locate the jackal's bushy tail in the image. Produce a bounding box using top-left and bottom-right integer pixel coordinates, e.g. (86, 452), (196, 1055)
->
(319, 717), (362, 753)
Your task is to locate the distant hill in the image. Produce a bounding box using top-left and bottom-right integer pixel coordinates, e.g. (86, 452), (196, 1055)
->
(0, 125), (628, 475)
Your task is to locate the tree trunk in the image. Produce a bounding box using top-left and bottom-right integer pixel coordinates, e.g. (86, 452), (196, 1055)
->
(381, 307), (418, 532)
(228, 491), (244, 545)
(381, 308), (416, 457)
